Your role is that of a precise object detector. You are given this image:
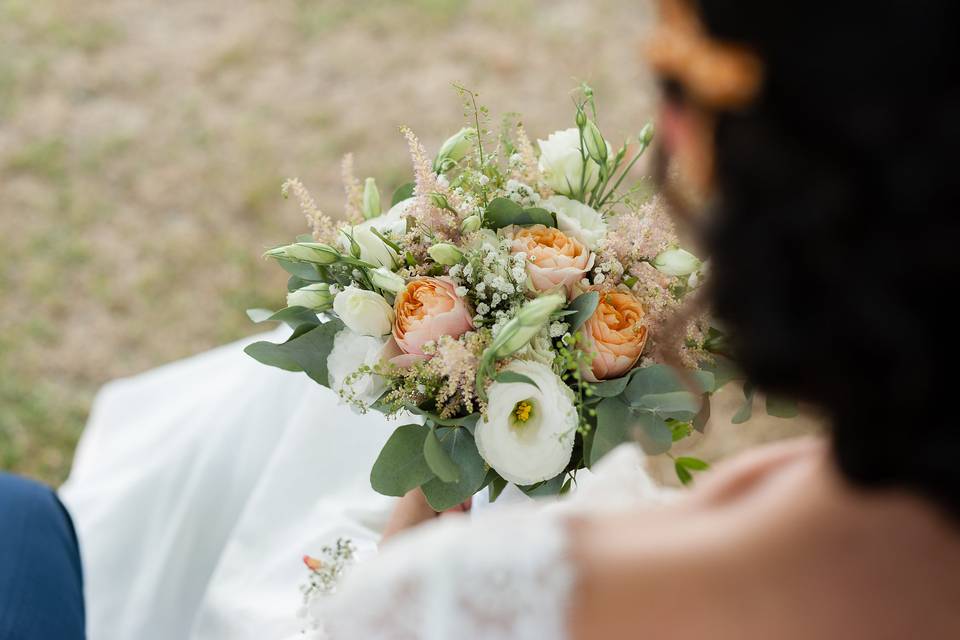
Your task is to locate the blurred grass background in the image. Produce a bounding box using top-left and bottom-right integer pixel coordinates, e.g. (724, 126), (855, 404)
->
(0, 0), (662, 485)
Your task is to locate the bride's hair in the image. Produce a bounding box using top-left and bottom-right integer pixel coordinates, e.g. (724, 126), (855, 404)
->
(694, 1), (960, 515)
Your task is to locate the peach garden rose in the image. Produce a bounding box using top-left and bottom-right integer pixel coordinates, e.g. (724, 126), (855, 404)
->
(392, 277), (474, 367)
(580, 289), (649, 382)
(510, 224), (595, 297)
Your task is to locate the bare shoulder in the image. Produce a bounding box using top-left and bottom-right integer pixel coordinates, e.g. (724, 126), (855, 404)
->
(567, 439), (960, 640)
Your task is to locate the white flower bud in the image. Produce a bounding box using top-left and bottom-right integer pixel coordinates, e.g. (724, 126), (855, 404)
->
(362, 177), (381, 220)
(370, 266), (405, 294)
(653, 248), (701, 277)
(427, 243), (464, 266)
(265, 242), (340, 264)
(286, 283), (332, 310)
(460, 214), (482, 234)
(583, 119), (608, 165)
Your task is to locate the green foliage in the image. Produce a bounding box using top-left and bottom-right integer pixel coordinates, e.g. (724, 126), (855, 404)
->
(565, 291), (599, 333)
(244, 318), (344, 385)
(732, 382), (755, 424)
(391, 181), (416, 206)
(423, 424), (461, 483)
(369, 424), (435, 497)
(482, 197), (556, 230)
(492, 371), (540, 390)
(420, 427), (487, 510)
(246, 306), (322, 331)
(766, 395), (799, 418)
(674, 455), (710, 486)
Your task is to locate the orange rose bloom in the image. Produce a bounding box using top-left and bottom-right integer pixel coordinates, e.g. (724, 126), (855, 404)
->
(580, 290), (648, 381)
(392, 277), (473, 367)
(511, 224), (595, 296)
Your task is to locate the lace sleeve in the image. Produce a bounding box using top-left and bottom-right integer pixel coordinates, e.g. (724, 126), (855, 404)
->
(315, 511), (575, 640)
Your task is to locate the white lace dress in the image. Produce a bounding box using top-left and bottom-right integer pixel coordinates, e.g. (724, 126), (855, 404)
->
(312, 445), (673, 640)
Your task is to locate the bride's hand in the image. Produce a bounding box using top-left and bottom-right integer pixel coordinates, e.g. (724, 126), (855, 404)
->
(381, 489), (471, 542)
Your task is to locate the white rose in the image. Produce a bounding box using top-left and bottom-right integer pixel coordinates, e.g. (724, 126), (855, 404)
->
(341, 198), (412, 268)
(475, 360), (578, 485)
(537, 128), (610, 198)
(542, 195), (607, 249)
(327, 328), (391, 408)
(333, 286), (395, 337)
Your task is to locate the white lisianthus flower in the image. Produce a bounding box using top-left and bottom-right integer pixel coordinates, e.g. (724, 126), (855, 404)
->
(286, 282), (332, 310)
(340, 198), (412, 268)
(333, 286), (395, 337)
(541, 195), (607, 249)
(537, 128), (611, 198)
(475, 360), (578, 485)
(327, 328), (391, 408)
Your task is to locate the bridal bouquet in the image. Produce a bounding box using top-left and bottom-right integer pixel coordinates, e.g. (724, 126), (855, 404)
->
(247, 86), (743, 510)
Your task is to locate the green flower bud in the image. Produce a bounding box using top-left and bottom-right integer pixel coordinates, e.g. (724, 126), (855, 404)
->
(370, 266), (405, 294)
(430, 192), (451, 211)
(575, 108), (587, 130)
(265, 242), (340, 264)
(427, 242), (464, 266)
(433, 127), (474, 173)
(638, 122), (655, 147)
(286, 282), (333, 311)
(583, 119), (608, 165)
(653, 248), (701, 277)
(460, 214), (482, 234)
(362, 177), (381, 220)
(490, 293), (566, 359)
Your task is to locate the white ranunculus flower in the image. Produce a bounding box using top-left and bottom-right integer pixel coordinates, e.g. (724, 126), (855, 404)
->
(327, 328), (391, 408)
(475, 360), (578, 485)
(537, 128), (610, 198)
(341, 198), (412, 268)
(542, 195), (607, 249)
(333, 286), (395, 337)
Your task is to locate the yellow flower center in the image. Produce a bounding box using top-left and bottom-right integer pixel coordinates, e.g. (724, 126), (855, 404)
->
(513, 400), (534, 423)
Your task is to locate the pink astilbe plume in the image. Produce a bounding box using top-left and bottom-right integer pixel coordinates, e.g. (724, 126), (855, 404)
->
(340, 153), (364, 224)
(607, 196), (677, 267)
(400, 126), (462, 243)
(281, 178), (339, 243)
(514, 124), (546, 192)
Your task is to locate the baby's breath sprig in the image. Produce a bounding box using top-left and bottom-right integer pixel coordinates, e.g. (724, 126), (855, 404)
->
(300, 538), (356, 602)
(556, 331), (597, 435)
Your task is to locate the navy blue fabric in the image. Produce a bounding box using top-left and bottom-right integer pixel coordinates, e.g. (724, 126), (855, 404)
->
(0, 473), (85, 640)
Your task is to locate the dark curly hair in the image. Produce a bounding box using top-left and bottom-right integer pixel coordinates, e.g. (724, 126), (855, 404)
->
(692, 1), (960, 515)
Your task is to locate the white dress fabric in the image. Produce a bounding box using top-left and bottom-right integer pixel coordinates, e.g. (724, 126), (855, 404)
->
(61, 329), (669, 640)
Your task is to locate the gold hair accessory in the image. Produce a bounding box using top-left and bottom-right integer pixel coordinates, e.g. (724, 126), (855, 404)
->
(646, 0), (763, 110)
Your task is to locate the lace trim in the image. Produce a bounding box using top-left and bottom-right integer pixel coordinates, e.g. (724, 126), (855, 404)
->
(315, 511), (574, 640)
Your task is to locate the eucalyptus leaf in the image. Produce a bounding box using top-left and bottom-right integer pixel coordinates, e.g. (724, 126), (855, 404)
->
(483, 198), (558, 230)
(370, 424), (435, 497)
(423, 425), (461, 483)
(421, 428), (487, 511)
(590, 396), (632, 466)
(274, 258), (323, 281)
(391, 182), (415, 207)
(243, 318), (344, 386)
(633, 391), (700, 416)
(731, 382), (755, 424)
(288, 274), (311, 292)
(403, 405), (480, 431)
(248, 306), (322, 331)
(565, 291), (599, 333)
(493, 371), (541, 390)
(590, 371), (634, 398)
(766, 395), (799, 418)
(246, 308), (274, 323)
(488, 475), (508, 503)
(519, 473), (566, 497)
(632, 411), (673, 456)
(693, 393), (711, 432)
